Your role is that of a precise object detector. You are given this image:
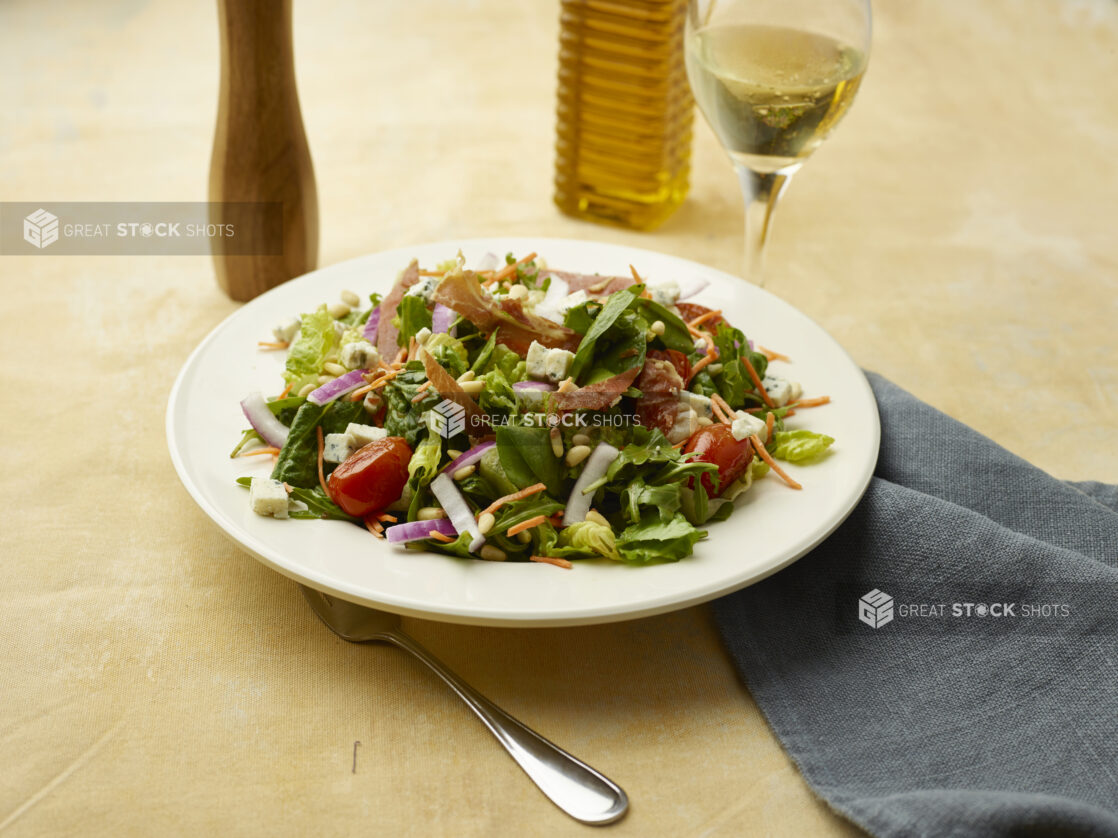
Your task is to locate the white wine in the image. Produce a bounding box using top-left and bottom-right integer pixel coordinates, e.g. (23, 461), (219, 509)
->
(685, 24), (866, 174)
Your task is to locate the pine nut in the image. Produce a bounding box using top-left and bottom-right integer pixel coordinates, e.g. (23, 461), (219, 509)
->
(516, 530), (531, 544)
(459, 380), (485, 395)
(456, 370), (476, 383)
(479, 545), (507, 562)
(565, 444), (591, 467)
(571, 433), (591, 447)
(317, 374), (335, 385)
(340, 289), (360, 307)
(477, 512), (495, 535)
(323, 362), (347, 376)
(417, 507), (447, 520)
(549, 427), (564, 458)
(697, 416), (714, 427)
(708, 363), (723, 376)
(445, 449), (463, 460)
(328, 302), (352, 319)
(650, 320), (665, 336)
(297, 383), (316, 398)
(453, 465), (476, 481)
(585, 510), (610, 528)
(508, 284), (528, 300)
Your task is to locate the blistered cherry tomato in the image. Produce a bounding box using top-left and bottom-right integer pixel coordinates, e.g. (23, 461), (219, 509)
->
(683, 424), (753, 497)
(327, 436), (412, 518)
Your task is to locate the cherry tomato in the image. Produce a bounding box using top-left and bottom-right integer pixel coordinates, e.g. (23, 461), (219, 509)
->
(683, 424), (754, 497)
(327, 436), (412, 518)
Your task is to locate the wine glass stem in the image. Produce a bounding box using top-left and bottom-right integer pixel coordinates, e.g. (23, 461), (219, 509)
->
(736, 164), (796, 286)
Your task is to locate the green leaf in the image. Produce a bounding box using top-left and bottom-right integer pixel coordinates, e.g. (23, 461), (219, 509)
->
(396, 295), (433, 346)
(479, 368), (519, 418)
(557, 521), (622, 561)
(230, 428), (262, 458)
(382, 364), (431, 447)
(469, 330), (498, 374)
(496, 424), (564, 498)
(425, 333), (468, 379)
(770, 429), (835, 463)
(269, 401), (327, 488)
(568, 286), (640, 380)
(631, 298), (693, 353)
(580, 308), (648, 385)
(615, 511), (707, 565)
(282, 305), (338, 393)
(619, 478), (681, 524)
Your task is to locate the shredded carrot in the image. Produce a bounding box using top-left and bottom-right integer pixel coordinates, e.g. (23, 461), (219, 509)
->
(507, 514), (547, 537)
(785, 408), (797, 417)
(766, 412), (775, 439)
(480, 482), (548, 517)
(710, 397), (730, 425)
(377, 513), (398, 523)
(237, 447), (281, 458)
(347, 384), (374, 401)
(629, 264), (643, 284)
(672, 439), (688, 449)
(411, 380), (433, 403)
(393, 348), (407, 365)
(688, 354), (715, 383)
(428, 530), (455, 543)
(688, 309), (723, 328)
(257, 340), (289, 350)
(741, 355), (775, 408)
(791, 396), (831, 409)
(364, 518), (383, 538)
(406, 336), (417, 363)
(710, 393), (735, 423)
(371, 520), (385, 534)
(759, 345), (791, 363)
(750, 434), (802, 490)
(279, 382), (294, 399)
(530, 555), (573, 570)
(316, 427), (330, 496)
(490, 251), (537, 283)
(548, 512), (565, 526)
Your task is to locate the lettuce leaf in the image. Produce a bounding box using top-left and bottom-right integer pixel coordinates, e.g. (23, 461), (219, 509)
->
(568, 286), (640, 380)
(425, 333), (468, 379)
(615, 511), (707, 565)
(557, 521), (622, 561)
(479, 368), (518, 418)
(283, 305), (337, 393)
(496, 424), (564, 498)
(396, 295), (432, 346)
(770, 429), (834, 463)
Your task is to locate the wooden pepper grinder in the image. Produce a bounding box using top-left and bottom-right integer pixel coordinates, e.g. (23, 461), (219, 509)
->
(209, 0), (319, 302)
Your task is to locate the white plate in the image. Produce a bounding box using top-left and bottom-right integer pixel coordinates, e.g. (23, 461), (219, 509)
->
(166, 237), (879, 626)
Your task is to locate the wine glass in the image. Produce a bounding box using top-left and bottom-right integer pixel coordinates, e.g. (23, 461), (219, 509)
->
(685, 0), (871, 285)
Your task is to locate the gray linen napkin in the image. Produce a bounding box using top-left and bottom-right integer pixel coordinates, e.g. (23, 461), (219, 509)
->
(713, 371), (1118, 838)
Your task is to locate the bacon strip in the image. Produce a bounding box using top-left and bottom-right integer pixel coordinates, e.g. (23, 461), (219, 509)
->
(431, 269), (580, 352)
(421, 351), (490, 438)
(554, 366), (640, 411)
(376, 259), (420, 360)
(542, 270), (635, 297)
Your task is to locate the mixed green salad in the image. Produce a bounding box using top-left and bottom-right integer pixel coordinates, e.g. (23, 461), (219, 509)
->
(235, 252), (834, 568)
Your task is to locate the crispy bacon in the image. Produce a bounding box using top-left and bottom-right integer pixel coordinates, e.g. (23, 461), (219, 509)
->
(421, 351), (490, 440)
(432, 269), (580, 352)
(553, 366), (640, 412)
(376, 259), (420, 359)
(634, 351), (685, 435)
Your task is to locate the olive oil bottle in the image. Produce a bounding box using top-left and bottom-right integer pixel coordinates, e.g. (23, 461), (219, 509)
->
(554, 0), (693, 230)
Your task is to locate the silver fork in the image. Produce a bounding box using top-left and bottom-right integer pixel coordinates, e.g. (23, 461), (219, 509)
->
(300, 586), (629, 825)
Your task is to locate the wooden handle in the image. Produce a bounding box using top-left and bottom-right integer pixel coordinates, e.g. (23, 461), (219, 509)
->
(209, 0), (319, 301)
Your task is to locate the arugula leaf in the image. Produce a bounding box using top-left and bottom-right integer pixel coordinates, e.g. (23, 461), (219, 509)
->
(620, 478), (681, 524)
(632, 298), (692, 353)
(771, 429), (835, 462)
(568, 286), (640, 380)
(706, 323), (769, 409)
(615, 511), (707, 565)
(282, 305), (337, 393)
(580, 307), (648, 385)
(496, 424), (564, 498)
(230, 428), (262, 458)
(395, 295), (432, 346)
(270, 401), (327, 487)
(469, 330), (498, 374)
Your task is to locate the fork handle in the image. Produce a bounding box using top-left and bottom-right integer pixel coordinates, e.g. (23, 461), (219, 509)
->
(388, 631), (628, 825)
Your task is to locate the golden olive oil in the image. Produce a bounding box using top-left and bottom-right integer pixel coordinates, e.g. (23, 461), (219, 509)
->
(554, 0), (693, 230)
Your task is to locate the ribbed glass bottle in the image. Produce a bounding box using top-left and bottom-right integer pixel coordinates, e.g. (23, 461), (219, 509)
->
(554, 0), (694, 230)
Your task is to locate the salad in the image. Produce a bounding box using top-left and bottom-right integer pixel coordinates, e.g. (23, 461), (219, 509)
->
(234, 252), (834, 568)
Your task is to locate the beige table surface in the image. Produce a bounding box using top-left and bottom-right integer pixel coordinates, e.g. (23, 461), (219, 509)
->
(2, 0), (1116, 835)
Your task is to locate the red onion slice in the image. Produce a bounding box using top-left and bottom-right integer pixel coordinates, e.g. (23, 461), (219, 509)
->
(361, 306), (381, 342)
(307, 369), (368, 406)
(240, 391), (290, 448)
(385, 517), (458, 544)
(440, 440), (496, 476)
(432, 303), (455, 334)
